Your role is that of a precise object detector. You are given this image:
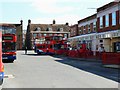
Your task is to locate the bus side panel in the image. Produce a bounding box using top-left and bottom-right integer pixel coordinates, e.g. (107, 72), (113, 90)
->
(0, 32), (4, 85)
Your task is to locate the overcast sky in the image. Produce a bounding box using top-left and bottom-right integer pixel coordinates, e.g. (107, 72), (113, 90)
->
(0, 0), (114, 29)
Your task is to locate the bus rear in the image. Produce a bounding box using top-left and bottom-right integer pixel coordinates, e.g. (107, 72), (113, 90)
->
(2, 34), (17, 62)
(0, 31), (4, 85)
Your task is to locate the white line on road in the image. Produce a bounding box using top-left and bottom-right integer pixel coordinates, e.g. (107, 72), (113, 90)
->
(4, 75), (15, 79)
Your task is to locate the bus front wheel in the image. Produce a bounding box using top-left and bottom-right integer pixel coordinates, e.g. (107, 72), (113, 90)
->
(0, 79), (3, 85)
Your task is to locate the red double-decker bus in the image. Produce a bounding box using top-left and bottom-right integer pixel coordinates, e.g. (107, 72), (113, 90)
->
(2, 34), (17, 62)
(0, 24), (17, 62)
(34, 36), (68, 55)
(0, 31), (4, 85)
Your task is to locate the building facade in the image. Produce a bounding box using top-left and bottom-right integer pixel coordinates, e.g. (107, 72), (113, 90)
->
(26, 20), (70, 50)
(68, 1), (120, 53)
(70, 24), (78, 37)
(69, 14), (97, 52)
(97, 2), (120, 52)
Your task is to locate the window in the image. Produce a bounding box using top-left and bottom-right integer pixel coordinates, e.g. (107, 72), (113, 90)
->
(60, 28), (63, 31)
(57, 28), (63, 32)
(46, 28), (52, 31)
(2, 27), (16, 34)
(83, 26), (86, 34)
(79, 30), (82, 34)
(38, 34), (41, 37)
(64, 34), (67, 38)
(49, 28), (52, 31)
(88, 25), (90, 33)
(100, 16), (103, 28)
(43, 34), (47, 36)
(33, 33), (37, 38)
(49, 34), (53, 36)
(112, 12), (116, 26)
(93, 22), (96, 32)
(35, 27), (41, 31)
(100, 40), (103, 43)
(105, 14), (109, 27)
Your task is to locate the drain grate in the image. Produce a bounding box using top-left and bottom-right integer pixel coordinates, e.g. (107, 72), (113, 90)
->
(4, 74), (15, 78)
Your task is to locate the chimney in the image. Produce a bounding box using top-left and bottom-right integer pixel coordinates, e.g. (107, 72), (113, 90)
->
(53, 20), (56, 24)
(66, 22), (69, 26)
(20, 20), (23, 25)
(28, 19), (31, 24)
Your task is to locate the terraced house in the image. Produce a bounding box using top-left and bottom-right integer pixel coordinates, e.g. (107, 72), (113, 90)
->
(26, 20), (70, 50)
(69, 1), (120, 53)
(97, 1), (120, 52)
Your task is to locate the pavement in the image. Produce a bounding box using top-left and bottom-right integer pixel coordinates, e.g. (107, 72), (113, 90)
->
(54, 55), (120, 82)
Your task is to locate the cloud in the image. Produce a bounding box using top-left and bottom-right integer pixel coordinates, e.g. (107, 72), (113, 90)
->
(30, 0), (77, 14)
(30, 0), (114, 14)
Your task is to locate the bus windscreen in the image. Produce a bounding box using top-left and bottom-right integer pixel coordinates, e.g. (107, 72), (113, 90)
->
(2, 42), (16, 52)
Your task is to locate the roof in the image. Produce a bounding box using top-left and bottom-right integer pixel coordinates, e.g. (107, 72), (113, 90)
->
(0, 24), (15, 28)
(78, 14), (96, 24)
(29, 23), (70, 32)
(97, 2), (119, 12)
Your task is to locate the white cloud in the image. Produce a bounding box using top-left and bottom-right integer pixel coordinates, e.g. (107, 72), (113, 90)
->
(30, 0), (76, 14)
(30, 0), (114, 14)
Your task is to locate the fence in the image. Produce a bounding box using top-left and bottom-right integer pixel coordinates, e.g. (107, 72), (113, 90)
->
(102, 52), (120, 65)
(56, 49), (120, 65)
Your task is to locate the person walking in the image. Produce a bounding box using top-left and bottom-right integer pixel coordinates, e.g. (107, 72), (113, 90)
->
(25, 46), (27, 54)
(97, 44), (105, 59)
(98, 44), (105, 52)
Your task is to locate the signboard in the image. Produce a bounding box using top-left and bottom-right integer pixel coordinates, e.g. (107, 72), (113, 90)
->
(2, 36), (13, 40)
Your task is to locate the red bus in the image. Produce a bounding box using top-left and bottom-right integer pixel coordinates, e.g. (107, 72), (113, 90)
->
(2, 33), (17, 62)
(34, 36), (68, 55)
(0, 31), (4, 85)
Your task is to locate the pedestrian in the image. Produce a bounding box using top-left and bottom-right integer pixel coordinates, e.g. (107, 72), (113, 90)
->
(97, 44), (105, 59)
(98, 44), (105, 52)
(25, 47), (27, 54)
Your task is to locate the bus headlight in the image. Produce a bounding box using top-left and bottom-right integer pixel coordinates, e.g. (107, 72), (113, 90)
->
(1, 66), (4, 72)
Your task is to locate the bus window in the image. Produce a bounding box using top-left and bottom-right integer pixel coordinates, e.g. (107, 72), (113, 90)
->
(50, 45), (52, 48)
(54, 44), (61, 50)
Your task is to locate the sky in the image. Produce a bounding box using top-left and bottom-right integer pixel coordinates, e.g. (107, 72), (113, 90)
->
(0, 0), (114, 30)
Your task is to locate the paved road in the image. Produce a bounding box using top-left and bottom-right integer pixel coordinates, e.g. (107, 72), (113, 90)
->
(0, 51), (119, 88)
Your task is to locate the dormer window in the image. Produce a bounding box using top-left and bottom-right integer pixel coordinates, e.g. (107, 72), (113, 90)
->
(35, 27), (41, 31)
(57, 28), (63, 32)
(57, 28), (60, 31)
(49, 28), (52, 31)
(46, 28), (52, 31)
(60, 28), (63, 31)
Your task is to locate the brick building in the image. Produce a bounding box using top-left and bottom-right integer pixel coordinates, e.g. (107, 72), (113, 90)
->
(97, 2), (120, 52)
(69, 14), (97, 51)
(68, 1), (120, 52)
(25, 20), (70, 50)
(70, 24), (78, 37)
(0, 20), (23, 50)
